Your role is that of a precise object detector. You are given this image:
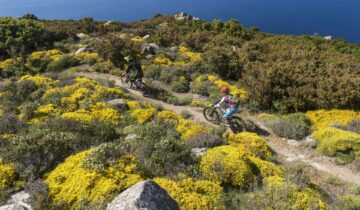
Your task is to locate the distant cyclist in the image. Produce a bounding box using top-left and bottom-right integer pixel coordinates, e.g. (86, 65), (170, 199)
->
(124, 55), (144, 85)
(214, 86), (240, 126)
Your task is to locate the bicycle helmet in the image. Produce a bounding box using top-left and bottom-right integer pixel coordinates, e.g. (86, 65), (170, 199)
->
(220, 86), (230, 94)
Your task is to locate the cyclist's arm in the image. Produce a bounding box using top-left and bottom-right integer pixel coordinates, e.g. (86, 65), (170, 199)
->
(214, 97), (225, 107)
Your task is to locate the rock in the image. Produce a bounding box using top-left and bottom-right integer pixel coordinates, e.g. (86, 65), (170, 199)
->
(324, 36), (333, 40)
(123, 125), (138, 135)
(104, 21), (113, 26)
(125, 134), (137, 141)
(174, 12), (199, 21)
(305, 135), (317, 148)
(76, 33), (89, 39)
(191, 148), (207, 157)
(142, 43), (160, 55)
(287, 140), (300, 147)
(107, 99), (129, 111)
(107, 180), (180, 210)
(170, 46), (178, 52)
(143, 34), (150, 40)
(75, 45), (88, 55)
(0, 191), (31, 210)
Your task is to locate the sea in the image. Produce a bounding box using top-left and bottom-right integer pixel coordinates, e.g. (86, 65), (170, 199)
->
(1, 0), (359, 43)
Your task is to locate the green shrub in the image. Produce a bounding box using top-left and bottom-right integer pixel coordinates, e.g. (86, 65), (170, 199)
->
(285, 162), (310, 190)
(336, 119), (360, 134)
(47, 54), (80, 71)
(170, 79), (189, 93)
(0, 118), (119, 180)
(129, 121), (195, 177)
(82, 143), (125, 173)
(349, 184), (360, 195)
(190, 78), (213, 96)
(186, 132), (224, 148)
(144, 65), (162, 80)
(334, 152), (355, 165)
(324, 176), (342, 186)
(261, 113), (312, 140)
(180, 110), (193, 119)
(93, 61), (114, 73)
(339, 196), (360, 210)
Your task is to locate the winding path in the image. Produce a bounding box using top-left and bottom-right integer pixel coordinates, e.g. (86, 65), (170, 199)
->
(81, 72), (360, 185)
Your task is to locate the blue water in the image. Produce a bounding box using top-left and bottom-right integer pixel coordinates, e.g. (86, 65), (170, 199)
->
(1, 0), (360, 43)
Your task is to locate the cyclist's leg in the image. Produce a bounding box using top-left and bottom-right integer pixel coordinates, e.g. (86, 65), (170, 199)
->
(223, 107), (239, 125)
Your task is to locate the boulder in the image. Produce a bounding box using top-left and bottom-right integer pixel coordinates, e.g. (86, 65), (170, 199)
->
(75, 45), (88, 55)
(104, 21), (113, 26)
(174, 12), (197, 21)
(324, 36), (333, 40)
(123, 125), (139, 135)
(107, 99), (129, 111)
(0, 191), (31, 210)
(191, 148), (207, 157)
(106, 180), (180, 210)
(142, 43), (160, 55)
(143, 34), (150, 40)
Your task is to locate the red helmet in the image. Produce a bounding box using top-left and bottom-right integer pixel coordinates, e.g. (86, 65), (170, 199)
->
(220, 86), (230, 94)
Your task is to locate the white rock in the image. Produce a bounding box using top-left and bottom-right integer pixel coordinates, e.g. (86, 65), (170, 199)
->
(324, 36), (333, 40)
(75, 45), (88, 55)
(0, 191), (31, 210)
(191, 148), (207, 157)
(107, 180), (180, 210)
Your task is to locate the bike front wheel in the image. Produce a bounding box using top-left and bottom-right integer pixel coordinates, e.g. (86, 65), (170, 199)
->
(203, 107), (220, 124)
(229, 116), (246, 133)
(120, 74), (132, 88)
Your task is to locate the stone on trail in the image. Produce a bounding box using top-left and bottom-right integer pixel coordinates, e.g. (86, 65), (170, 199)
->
(106, 180), (180, 210)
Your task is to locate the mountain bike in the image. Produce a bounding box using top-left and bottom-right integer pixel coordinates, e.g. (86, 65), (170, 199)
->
(203, 104), (246, 133)
(120, 73), (148, 96)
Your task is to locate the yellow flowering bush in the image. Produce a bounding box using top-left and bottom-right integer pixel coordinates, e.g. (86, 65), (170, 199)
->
(61, 102), (122, 125)
(18, 75), (56, 88)
(130, 36), (144, 42)
(200, 145), (255, 187)
(75, 52), (101, 65)
(157, 111), (209, 141)
(248, 156), (285, 178)
(20, 76), (124, 125)
(154, 177), (222, 210)
(194, 75), (247, 99)
(0, 107), (3, 118)
(0, 58), (13, 69)
(312, 127), (360, 159)
(154, 56), (174, 65)
(45, 149), (142, 209)
(306, 109), (360, 131)
(178, 44), (203, 63)
(129, 107), (156, 124)
(29, 49), (63, 62)
(262, 176), (327, 210)
(190, 100), (212, 108)
(0, 161), (16, 190)
(227, 132), (273, 159)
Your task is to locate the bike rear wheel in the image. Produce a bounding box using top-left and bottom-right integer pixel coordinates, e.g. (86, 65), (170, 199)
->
(229, 116), (246, 133)
(203, 107), (220, 124)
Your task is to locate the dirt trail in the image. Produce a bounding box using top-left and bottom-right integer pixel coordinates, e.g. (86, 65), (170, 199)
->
(82, 72), (360, 185)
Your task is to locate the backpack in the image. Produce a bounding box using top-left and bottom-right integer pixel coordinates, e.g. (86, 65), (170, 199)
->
(230, 95), (240, 108)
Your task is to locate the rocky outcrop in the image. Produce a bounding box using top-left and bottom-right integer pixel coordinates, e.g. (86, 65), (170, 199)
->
(142, 43), (160, 55)
(0, 191), (31, 210)
(174, 12), (199, 21)
(107, 180), (179, 210)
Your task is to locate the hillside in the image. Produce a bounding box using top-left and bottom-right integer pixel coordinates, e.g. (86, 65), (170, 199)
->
(0, 14), (360, 209)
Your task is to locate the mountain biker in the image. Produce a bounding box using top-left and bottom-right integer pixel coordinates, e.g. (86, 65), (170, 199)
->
(214, 86), (240, 126)
(124, 55), (144, 85)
